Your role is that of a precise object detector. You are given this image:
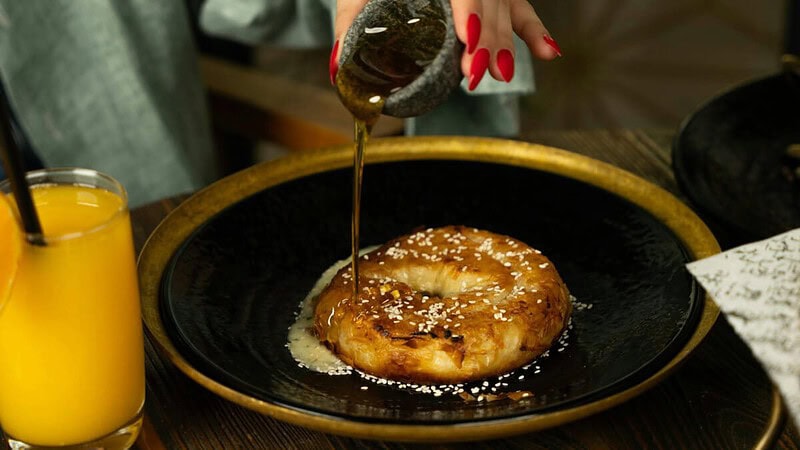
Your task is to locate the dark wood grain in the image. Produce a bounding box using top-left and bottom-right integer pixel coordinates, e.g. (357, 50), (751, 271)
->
(132, 129), (800, 450)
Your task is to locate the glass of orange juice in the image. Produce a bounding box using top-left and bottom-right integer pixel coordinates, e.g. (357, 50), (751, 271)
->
(0, 168), (144, 449)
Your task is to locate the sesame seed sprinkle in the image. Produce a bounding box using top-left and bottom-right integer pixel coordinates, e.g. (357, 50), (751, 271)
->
(287, 231), (594, 403)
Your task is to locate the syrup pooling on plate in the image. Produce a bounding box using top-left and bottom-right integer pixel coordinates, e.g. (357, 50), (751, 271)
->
(287, 247), (589, 401)
(335, 1), (447, 299)
(287, 247), (378, 374)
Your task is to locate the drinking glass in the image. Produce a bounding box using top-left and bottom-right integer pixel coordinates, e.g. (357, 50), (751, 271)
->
(0, 168), (144, 449)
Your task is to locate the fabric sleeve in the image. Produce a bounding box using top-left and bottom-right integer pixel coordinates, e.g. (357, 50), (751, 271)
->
(0, 0), (217, 207)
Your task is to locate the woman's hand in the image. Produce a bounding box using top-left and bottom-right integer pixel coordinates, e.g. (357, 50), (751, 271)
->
(330, 0), (561, 90)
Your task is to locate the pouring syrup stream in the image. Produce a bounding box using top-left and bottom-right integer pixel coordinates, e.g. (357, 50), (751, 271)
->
(334, 1), (446, 299)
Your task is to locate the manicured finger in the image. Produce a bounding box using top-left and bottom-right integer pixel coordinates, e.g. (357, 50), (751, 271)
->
(450, 0), (483, 54)
(452, 0), (486, 82)
(334, 0), (370, 41)
(461, 1), (514, 84)
(329, 39), (340, 85)
(467, 47), (490, 90)
(509, 0), (560, 60)
(490, 0), (515, 82)
(461, 0), (497, 83)
(475, 0), (501, 82)
(331, 0), (370, 84)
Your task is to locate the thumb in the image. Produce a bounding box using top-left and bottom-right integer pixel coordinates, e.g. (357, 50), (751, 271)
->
(331, 0), (368, 85)
(334, 0), (369, 45)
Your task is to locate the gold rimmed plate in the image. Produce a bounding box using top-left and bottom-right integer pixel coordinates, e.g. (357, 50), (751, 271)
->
(138, 137), (719, 442)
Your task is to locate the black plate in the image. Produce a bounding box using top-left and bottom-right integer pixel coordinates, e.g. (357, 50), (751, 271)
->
(673, 71), (800, 247)
(139, 137), (719, 441)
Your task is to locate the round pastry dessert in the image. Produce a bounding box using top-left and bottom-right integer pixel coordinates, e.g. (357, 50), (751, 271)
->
(314, 225), (572, 384)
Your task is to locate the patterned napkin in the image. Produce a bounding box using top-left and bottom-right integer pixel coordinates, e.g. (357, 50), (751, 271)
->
(686, 228), (800, 422)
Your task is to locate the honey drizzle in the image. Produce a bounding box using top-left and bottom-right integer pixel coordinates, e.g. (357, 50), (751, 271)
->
(350, 119), (373, 298)
(335, 1), (446, 299)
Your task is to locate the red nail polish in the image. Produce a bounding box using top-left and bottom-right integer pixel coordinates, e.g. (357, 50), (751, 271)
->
(466, 14), (481, 54)
(497, 49), (514, 82)
(543, 35), (562, 57)
(329, 40), (340, 85)
(468, 48), (490, 91)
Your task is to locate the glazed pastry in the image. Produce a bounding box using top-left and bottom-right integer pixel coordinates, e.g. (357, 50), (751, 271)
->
(314, 226), (571, 384)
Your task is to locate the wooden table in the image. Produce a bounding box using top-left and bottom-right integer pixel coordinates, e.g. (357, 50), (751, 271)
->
(131, 129), (800, 449)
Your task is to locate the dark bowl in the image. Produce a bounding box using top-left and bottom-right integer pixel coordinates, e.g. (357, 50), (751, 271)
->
(138, 137), (719, 442)
(338, 0), (463, 118)
(672, 71), (800, 248)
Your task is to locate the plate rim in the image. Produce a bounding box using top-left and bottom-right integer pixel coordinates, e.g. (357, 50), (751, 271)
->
(138, 136), (720, 442)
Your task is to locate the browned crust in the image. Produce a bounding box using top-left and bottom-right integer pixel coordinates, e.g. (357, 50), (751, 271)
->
(314, 226), (572, 384)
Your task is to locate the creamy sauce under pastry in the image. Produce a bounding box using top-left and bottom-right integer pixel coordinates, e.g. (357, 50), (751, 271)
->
(287, 247), (379, 374)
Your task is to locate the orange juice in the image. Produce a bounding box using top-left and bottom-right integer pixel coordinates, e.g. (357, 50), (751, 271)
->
(0, 182), (144, 446)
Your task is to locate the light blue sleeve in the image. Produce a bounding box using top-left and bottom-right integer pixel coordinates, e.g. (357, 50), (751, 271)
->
(200, 0), (336, 48)
(0, 0), (217, 207)
(414, 36), (534, 137)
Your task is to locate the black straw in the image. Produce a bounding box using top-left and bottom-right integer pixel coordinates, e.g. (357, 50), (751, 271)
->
(0, 79), (45, 246)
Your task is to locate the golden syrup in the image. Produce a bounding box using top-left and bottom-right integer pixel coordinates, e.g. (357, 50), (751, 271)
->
(335, 1), (446, 298)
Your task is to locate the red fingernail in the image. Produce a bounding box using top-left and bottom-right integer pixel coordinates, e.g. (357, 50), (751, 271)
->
(543, 35), (562, 57)
(329, 40), (340, 85)
(466, 14), (481, 54)
(468, 48), (490, 91)
(497, 49), (514, 82)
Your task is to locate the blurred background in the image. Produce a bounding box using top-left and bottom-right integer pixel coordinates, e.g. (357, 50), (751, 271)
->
(523, 0), (784, 130)
(185, 0), (788, 169)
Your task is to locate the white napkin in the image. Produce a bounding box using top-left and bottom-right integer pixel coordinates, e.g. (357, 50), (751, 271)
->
(686, 228), (800, 422)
